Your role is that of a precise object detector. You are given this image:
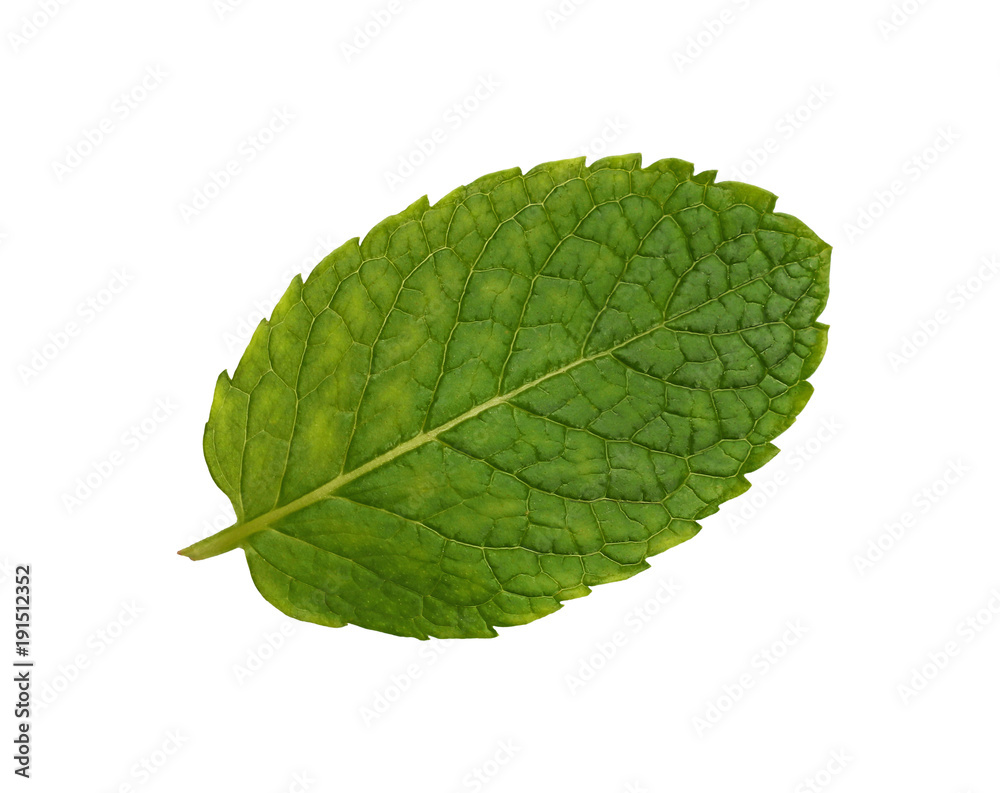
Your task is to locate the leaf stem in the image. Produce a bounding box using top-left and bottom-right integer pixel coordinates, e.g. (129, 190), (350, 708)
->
(177, 521), (257, 560)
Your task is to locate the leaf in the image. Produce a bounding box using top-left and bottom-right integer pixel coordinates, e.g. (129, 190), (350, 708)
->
(179, 155), (830, 639)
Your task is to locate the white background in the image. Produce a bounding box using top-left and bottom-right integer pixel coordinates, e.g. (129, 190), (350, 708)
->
(3, 0), (999, 791)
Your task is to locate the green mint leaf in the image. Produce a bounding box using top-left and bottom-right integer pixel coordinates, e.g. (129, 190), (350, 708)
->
(179, 155), (830, 639)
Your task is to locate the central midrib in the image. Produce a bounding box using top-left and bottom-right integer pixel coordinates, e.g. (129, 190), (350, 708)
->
(179, 314), (686, 560)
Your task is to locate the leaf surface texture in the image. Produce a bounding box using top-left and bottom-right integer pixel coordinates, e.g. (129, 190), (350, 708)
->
(187, 155), (831, 639)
